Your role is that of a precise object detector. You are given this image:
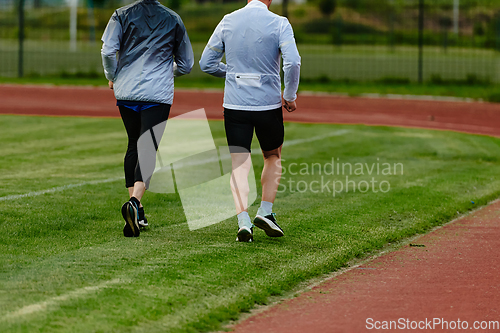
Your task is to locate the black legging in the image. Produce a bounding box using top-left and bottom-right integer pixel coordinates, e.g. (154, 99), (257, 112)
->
(119, 104), (171, 188)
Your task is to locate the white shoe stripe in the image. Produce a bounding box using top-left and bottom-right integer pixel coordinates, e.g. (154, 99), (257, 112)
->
(255, 215), (282, 232)
(238, 226), (252, 233)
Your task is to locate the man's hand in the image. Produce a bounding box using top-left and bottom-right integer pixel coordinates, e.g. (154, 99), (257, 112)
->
(108, 81), (114, 90)
(283, 99), (297, 112)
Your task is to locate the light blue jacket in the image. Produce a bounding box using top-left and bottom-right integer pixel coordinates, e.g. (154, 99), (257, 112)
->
(101, 0), (194, 105)
(199, 0), (301, 111)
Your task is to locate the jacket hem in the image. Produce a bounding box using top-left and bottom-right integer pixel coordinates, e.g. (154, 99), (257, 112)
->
(222, 103), (282, 111)
(114, 95), (173, 105)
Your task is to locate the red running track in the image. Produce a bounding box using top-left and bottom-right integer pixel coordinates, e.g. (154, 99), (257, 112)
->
(1, 85), (500, 137)
(230, 201), (500, 333)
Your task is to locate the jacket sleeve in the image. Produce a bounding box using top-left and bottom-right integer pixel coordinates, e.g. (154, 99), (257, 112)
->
(279, 18), (301, 102)
(199, 18), (227, 78)
(173, 18), (194, 77)
(101, 11), (122, 82)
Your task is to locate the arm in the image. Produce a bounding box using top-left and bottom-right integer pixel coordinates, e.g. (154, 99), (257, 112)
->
(101, 11), (122, 82)
(173, 19), (194, 77)
(199, 19), (227, 78)
(279, 18), (301, 106)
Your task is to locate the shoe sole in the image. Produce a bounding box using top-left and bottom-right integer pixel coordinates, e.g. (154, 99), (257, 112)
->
(254, 215), (284, 237)
(122, 202), (140, 237)
(237, 227), (253, 242)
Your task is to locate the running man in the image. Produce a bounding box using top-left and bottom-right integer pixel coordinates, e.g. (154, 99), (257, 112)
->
(101, 0), (194, 237)
(199, 0), (301, 242)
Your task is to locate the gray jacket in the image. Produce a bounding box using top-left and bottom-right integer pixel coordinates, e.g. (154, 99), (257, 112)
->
(101, 0), (194, 105)
(199, 0), (300, 111)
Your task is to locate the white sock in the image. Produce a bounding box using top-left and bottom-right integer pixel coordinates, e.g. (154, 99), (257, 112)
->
(260, 201), (273, 215)
(237, 211), (250, 224)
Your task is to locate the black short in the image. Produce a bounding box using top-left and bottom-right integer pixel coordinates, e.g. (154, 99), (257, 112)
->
(224, 107), (284, 153)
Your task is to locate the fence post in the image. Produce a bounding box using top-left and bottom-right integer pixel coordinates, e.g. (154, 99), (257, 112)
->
(497, 15), (500, 84)
(70, 0), (77, 51)
(18, 0), (25, 78)
(88, 0), (96, 44)
(389, 8), (395, 52)
(453, 0), (459, 35)
(497, 15), (500, 52)
(333, 14), (343, 47)
(418, 0), (424, 84)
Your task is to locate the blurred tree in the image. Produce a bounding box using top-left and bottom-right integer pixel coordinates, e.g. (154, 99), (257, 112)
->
(481, 12), (498, 49)
(169, 0), (182, 10)
(318, 0), (336, 18)
(342, 0), (361, 10)
(93, 0), (106, 8)
(473, 22), (485, 36)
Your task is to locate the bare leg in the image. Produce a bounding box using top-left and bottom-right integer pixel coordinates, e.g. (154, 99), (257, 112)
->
(261, 146), (282, 203)
(230, 153), (252, 215)
(129, 182), (145, 207)
(252, 146), (284, 238)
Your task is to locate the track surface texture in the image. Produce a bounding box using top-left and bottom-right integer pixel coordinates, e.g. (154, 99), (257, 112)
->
(230, 201), (500, 333)
(2, 84), (500, 332)
(1, 85), (500, 137)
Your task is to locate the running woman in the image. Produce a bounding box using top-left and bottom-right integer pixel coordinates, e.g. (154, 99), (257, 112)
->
(101, 0), (194, 237)
(199, 0), (301, 242)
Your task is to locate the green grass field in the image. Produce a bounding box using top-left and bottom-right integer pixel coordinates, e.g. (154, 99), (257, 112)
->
(2, 114), (500, 332)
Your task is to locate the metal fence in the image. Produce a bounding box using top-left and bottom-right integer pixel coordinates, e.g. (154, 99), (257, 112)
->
(1, 0), (499, 83)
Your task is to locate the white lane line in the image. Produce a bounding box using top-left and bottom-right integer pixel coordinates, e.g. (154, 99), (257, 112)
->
(0, 177), (121, 201)
(282, 129), (350, 148)
(0, 131), (350, 320)
(299, 90), (480, 103)
(175, 129), (351, 168)
(1, 278), (125, 321)
(2, 130), (350, 201)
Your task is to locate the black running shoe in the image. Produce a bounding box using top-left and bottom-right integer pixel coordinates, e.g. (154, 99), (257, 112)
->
(138, 207), (148, 228)
(121, 200), (140, 237)
(254, 212), (284, 237)
(237, 226), (253, 243)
